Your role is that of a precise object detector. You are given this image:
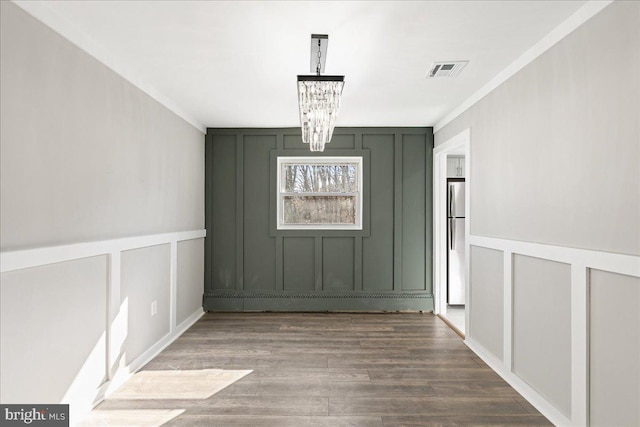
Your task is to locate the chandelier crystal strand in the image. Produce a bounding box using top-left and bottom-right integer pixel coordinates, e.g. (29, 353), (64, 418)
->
(297, 34), (345, 152)
(297, 79), (344, 152)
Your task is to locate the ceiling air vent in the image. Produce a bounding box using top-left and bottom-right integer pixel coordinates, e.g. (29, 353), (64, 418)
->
(427, 61), (468, 78)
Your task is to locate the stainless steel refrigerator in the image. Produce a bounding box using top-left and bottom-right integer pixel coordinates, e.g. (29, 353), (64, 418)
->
(447, 179), (465, 305)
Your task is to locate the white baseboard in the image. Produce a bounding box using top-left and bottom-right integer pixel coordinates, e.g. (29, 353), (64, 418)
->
(73, 308), (204, 426)
(465, 338), (571, 427)
(68, 309), (204, 426)
(131, 308), (205, 375)
(103, 308), (204, 398)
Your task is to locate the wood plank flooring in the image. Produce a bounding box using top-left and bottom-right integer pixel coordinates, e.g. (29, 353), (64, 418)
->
(91, 312), (552, 426)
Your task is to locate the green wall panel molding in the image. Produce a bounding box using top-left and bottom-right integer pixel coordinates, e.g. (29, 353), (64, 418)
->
(322, 237), (355, 291)
(402, 133), (428, 291)
(283, 237), (315, 291)
(205, 127), (433, 311)
(206, 134), (237, 291)
(243, 135), (276, 291)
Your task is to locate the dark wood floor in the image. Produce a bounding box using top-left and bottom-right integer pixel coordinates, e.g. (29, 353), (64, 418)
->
(97, 312), (551, 426)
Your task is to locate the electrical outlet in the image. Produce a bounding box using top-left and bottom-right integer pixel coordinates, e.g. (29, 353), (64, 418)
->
(151, 300), (157, 316)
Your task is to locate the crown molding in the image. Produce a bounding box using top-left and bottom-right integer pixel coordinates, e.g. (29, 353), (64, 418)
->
(12, 0), (206, 133)
(434, 0), (613, 133)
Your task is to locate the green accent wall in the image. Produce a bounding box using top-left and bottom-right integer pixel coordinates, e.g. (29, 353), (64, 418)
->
(204, 128), (433, 311)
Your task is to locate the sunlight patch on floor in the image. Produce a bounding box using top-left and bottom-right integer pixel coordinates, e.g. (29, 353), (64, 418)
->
(107, 369), (253, 400)
(78, 409), (184, 427)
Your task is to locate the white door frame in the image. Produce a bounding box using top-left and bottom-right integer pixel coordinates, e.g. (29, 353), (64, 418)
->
(432, 129), (470, 334)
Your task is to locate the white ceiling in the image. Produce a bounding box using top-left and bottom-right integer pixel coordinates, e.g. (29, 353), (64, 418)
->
(16, 1), (589, 131)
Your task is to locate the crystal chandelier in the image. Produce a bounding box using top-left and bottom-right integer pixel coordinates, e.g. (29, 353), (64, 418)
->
(297, 34), (345, 152)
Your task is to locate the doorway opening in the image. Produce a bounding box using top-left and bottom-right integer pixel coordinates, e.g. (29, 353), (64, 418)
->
(433, 129), (470, 337)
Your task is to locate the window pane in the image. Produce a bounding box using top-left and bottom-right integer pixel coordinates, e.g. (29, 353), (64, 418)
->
(283, 164), (358, 193)
(283, 196), (356, 224)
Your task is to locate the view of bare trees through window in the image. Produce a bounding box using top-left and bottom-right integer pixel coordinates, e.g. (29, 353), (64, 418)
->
(281, 163), (358, 225)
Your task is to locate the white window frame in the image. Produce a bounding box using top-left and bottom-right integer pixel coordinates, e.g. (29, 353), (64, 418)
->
(277, 156), (363, 230)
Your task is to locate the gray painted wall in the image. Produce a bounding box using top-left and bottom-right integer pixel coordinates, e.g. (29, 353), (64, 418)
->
(434, 1), (640, 256)
(435, 3), (639, 423)
(205, 128), (433, 311)
(0, 1), (204, 251)
(0, 1), (205, 409)
(590, 269), (640, 426)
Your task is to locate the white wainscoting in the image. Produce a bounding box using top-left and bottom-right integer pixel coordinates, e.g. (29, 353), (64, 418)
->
(466, 234), (640, 427)
(0, 229), (206, 421)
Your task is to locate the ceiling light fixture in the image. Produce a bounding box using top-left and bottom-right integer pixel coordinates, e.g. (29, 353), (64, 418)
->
(297, 34), (345, 152)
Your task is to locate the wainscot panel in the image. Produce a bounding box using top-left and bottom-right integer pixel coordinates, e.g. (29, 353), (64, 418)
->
(589, 269), (640, 426)
(121, 244), (171, 364)
(0, 255), (108, 404)
(0, 229), (206, 421)
(468, 245), (504, 360)
(512, 254), (572, 418)
(466, 233), (640, 426)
